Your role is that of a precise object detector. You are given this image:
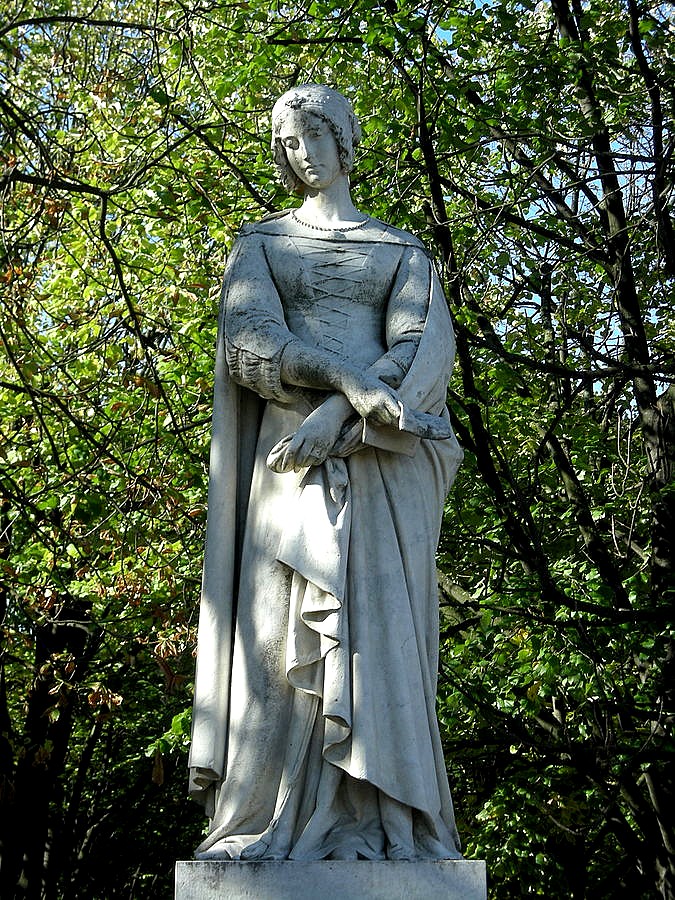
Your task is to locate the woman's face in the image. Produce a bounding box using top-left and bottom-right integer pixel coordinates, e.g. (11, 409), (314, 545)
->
(278, 109), (342, 191)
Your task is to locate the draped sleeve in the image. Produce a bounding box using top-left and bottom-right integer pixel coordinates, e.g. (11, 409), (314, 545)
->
(358, 244), (427, 385)
(394, 250), (456, 415)
(360, 242), (460, 462)
(223, 229), (298, 404)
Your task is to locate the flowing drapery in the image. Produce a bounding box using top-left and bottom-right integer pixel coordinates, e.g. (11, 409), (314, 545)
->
(189, 214), (463, 859)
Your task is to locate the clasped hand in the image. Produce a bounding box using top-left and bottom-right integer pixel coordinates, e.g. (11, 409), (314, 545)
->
(267, 405), (344, 473)
(341, 372), (401, 427)
(267, 374), (402, 474)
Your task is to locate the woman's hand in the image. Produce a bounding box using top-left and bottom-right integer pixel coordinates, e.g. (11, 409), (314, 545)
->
(340, 372), (401, 427)
(266, 405), (344, 473)
(279, 344), (402, 428)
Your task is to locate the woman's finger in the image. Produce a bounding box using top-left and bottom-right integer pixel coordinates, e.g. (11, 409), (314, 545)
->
(370, 396), (400, 425)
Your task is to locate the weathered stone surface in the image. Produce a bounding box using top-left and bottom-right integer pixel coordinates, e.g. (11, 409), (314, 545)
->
(188, 84), (468, 864)
(175, 859), (487, 900)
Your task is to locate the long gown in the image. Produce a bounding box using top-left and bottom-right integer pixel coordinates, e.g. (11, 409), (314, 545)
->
(188, 211), (464, 860)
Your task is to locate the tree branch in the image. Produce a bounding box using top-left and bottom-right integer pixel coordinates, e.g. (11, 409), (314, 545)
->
(0, 15), (159, 40)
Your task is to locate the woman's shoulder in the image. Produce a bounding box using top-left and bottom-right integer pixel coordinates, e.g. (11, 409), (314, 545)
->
(367, 217), (425, 249)
(236, 210), (293, 238)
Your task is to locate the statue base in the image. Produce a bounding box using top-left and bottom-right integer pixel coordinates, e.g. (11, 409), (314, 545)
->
(175, 859), (487, 899)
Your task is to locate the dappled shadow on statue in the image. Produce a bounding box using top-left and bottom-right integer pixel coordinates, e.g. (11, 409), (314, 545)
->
(188, 84), (464, 862)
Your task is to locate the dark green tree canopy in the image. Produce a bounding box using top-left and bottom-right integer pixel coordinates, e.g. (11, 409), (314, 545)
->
(1, 0), (673, 897)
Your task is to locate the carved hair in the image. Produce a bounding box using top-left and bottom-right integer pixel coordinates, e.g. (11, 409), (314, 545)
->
(271, 84), (362, 193)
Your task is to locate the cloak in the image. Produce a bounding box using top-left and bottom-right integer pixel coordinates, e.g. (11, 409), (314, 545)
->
(189, 214), (463, 855)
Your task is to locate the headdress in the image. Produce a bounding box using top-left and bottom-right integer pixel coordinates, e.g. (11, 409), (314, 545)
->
(271, 84), (362, 191)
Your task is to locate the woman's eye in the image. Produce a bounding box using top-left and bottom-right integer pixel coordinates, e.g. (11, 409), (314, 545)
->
(283, 138), (299, 149)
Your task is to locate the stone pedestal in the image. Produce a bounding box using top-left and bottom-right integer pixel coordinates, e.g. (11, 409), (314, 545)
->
(175, 859), (487, 899)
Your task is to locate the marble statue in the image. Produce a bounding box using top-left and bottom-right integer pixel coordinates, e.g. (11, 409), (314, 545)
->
(188, 84), (464, 862)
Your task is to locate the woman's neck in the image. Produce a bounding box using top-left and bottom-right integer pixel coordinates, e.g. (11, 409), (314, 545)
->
(297, 176), (365, 228)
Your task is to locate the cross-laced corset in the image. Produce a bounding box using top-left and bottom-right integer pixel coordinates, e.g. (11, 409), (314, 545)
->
(270, 236), (399, 368)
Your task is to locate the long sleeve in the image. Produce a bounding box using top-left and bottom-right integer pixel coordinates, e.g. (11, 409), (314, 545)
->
(359, 244), (458, 457)
(223, 232), (298, 403)
(392, 250), (456, 414)
(367, 245), (441, 389)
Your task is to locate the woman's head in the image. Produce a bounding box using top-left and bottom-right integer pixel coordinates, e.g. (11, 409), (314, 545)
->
(271, 85), (362, 193)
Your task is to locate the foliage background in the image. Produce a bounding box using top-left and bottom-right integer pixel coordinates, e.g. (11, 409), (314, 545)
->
(1, 0), (673, 897)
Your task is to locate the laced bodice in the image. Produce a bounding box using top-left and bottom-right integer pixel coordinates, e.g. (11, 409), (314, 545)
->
(264, 234), (403, 368)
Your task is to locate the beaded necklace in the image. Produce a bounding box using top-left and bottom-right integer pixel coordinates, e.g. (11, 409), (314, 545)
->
(290, 210), (370, 232)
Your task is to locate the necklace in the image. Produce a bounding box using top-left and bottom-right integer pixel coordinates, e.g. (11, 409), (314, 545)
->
(291, 210), (370, 232)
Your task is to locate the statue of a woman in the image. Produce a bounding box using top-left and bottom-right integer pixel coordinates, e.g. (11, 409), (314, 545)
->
(188, 84), (464, 862)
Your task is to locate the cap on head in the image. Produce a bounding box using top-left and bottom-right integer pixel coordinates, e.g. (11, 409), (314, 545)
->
(271, 84), (362, 192)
